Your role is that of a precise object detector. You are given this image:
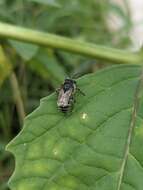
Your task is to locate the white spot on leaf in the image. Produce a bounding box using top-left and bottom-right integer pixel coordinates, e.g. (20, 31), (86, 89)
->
(82, 113), (87, 120)
(80, 112), (89, 123)
(53, 148), (58, 156)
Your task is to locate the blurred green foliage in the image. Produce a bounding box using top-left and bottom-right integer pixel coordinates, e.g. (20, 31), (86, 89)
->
(0, 0), (132, 189)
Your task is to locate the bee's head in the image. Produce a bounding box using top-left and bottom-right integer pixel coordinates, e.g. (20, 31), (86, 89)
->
(63, 78), (76, 92)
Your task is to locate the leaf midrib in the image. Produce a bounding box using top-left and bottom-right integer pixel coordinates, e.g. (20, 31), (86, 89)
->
(117, 70), (143, 190)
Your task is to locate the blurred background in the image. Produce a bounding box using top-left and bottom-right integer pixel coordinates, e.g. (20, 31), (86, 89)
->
(0, 0), (143, 189)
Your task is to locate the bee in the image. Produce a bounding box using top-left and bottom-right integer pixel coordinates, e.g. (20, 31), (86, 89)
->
(56, 78), (85, 113)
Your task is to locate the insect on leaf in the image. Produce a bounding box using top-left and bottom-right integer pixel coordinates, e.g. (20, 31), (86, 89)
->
(6, 65), (143, 190)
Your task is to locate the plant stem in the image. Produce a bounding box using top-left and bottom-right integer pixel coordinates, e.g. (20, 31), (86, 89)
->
(0, 22), (142, 64)
(9, 72), (25, 126)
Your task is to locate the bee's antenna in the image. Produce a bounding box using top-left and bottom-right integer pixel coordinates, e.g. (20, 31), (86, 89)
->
(65, 74), (70, 80)
(70, 72), (80, 79)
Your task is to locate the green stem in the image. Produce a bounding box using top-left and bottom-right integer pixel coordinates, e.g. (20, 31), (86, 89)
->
(9, 72), (25, 126)
(0, 22), (142, 64)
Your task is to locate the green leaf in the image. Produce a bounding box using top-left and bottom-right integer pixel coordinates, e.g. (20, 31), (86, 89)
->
(108, 2), (132, 31)
(27, 0), (60, 7)
(6, 65), (143, 190)
(9, 40), (39, 61)
(0, 46), (12, 86)
(28, 49), (67, 86)
(0, 0), (4, 5)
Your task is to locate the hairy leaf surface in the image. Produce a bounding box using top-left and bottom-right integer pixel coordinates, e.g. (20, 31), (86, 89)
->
(7, 65), (143, 190)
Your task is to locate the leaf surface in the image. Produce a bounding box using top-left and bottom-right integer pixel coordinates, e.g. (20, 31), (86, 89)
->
(7, 65), (143, 190)
(27, 0), (60, 7)
(9, 40), (39, 61)
(29, 49), (67, 86)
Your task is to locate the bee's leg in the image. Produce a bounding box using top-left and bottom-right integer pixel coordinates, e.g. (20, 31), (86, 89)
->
(69, 96), (74, 104)
(77, 88), (85, 96)
(56, 88), (60, 94)
(56, 84), (64, 94)
(68, 96), (75, 112)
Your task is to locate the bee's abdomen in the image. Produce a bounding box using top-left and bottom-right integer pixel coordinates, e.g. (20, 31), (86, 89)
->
(59, 106), (69, 113)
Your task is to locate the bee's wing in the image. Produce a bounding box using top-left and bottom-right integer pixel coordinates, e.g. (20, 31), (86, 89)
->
(57, 89), (72, 107)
